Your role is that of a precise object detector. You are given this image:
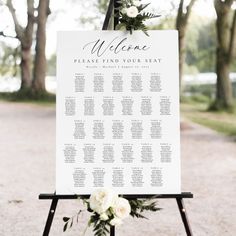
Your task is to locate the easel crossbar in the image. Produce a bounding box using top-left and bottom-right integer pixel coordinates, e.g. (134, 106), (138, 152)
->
(39, 192), (193, 200)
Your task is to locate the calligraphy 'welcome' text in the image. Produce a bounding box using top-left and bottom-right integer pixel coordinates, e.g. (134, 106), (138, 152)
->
(83, 36), (150, 57)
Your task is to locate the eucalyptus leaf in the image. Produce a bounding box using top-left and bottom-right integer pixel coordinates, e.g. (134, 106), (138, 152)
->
(70, 218), (73, 228)
(63, 222), (68, 232)
(62, 217), (70, 222)
(139, 3), (151, 11)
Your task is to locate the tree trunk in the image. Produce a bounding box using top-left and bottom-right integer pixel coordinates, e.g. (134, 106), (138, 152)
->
(176, 0), (196, 93)
(215, 48), (233, 108)
(178, 29), (186, 90)
(32, 0), (50, 93)
(20, 46), (32, 89)
(213, 0), (235, 110)
(6, 0), (35, 92)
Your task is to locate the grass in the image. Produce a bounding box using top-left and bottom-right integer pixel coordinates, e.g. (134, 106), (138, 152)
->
(190, 116), (236, 136)
(181, 97), (236, 137)
(0, 90), (56, 106)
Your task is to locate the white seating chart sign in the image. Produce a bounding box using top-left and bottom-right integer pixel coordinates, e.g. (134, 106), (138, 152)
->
(56, 31), (181, 194)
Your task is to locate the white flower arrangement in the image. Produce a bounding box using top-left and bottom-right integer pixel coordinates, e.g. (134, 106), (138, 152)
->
(116, 0), (161, 35)
(89, 189), (116, 215)
(63, 188), (160, 236)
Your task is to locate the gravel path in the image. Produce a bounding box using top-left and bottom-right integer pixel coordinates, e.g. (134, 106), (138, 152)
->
(0, 101), (236, 236)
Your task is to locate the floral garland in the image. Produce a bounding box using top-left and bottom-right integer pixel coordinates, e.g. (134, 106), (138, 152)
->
(116, 0), (160, 35)
(63, 188), (160, 236)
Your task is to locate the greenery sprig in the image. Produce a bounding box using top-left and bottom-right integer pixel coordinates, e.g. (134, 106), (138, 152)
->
(129, 198), (161, 219)
(63, 189), (161, 236)
(116, 0), (160, 36)
(63, 210), (83, 232)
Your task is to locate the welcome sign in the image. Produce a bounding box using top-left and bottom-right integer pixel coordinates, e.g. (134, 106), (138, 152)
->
(56, 31), (181, 194)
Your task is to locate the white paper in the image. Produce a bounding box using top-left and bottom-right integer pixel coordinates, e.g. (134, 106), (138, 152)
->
(56, 31), (181, 194)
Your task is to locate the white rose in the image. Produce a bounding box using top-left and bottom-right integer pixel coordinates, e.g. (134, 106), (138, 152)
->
(89, 189), (115, 214)
(133, 0), (141, 7)
(112, 197), (131, 219)
(126, 6), (139, 18)
(121, 8), (127, 15)
(100, 212), (109, 221)
(110, 217), (123, 226)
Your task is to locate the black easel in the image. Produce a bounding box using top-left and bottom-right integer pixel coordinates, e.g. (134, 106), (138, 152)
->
(39, 1), (194, 235)
(39, 192), (193, 236)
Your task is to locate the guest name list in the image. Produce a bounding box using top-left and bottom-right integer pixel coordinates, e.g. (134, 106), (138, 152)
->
(56, 31), (181, 194)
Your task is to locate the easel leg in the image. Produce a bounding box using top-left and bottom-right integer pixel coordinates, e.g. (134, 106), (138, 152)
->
(110, 226), (115, 236)
(176, 198), (193, 236)
(42, 198), (58, 236)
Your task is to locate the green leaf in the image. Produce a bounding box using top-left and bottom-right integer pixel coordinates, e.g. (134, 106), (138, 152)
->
(140, 12), (161, 20)
(63, 222), (68, 232)
(129, 198), (161, 219)
(70, 218), (73, 228)
(92, 220), (109, 236)
(62, 217), (70, 222)
(116, 23), (127, 30)
(139, 3), (151, 11)
(88, 219), (92, 227)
